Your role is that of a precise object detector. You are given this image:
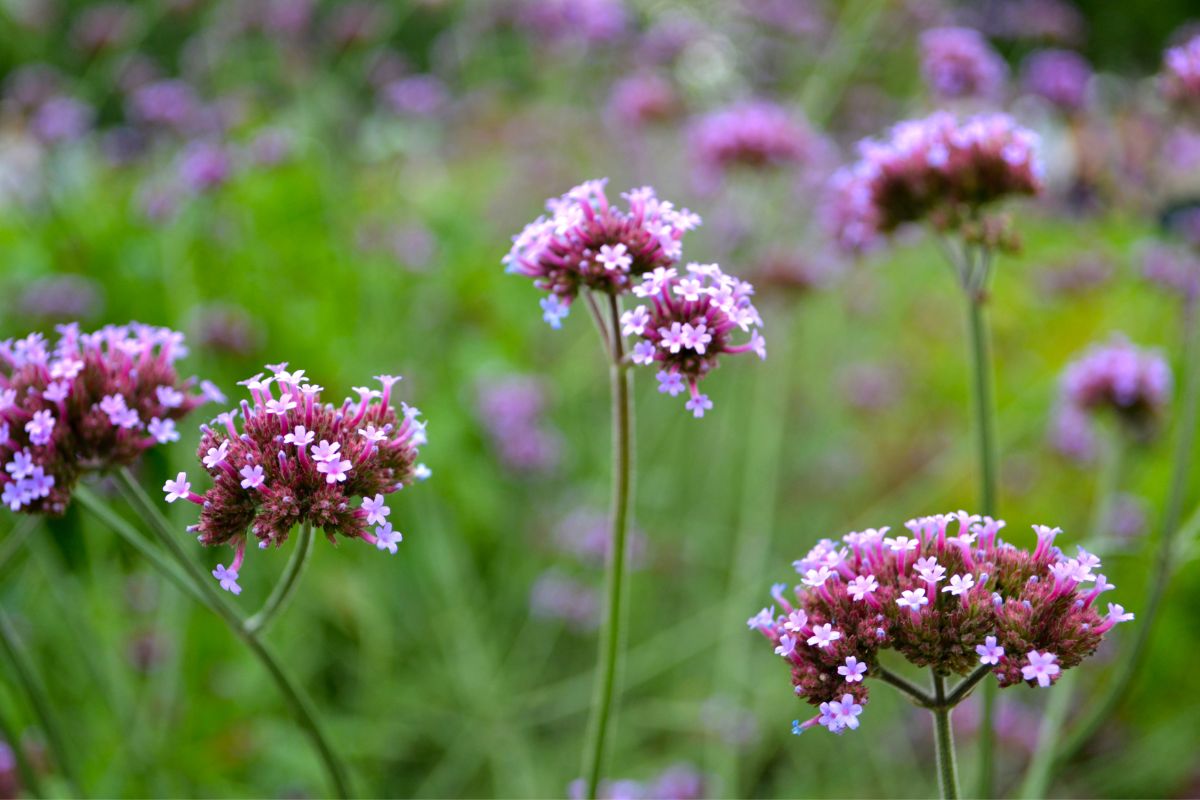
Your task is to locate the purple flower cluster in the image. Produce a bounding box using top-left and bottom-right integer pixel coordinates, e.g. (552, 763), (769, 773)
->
(475, 375), (562, 472)
(919, 27), (1007, 101)
(516, 0), (628, 46)
(828, 112), (1043, 252)
(1021, 49), (1092, 112)
(1162, 34), (1200, 106)
(687, 100), (819, 188)
(624, 264), (766, 417)
(504, 179), (701, 325)
(606, 72), (679, 129)
(1053, 336), (1171, 451)
(1, 323), (216, 515)
(749, 512), (1131, 734)
(163, 365), (429, 594)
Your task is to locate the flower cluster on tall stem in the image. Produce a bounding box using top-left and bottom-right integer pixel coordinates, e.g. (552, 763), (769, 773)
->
(1, 322), (218, 514)
(750, 512), (1130, 794)
(163, 364), (429, 594)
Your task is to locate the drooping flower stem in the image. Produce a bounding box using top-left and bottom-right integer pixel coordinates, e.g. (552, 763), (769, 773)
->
(112, 467), (353, 799)
(1052, 297), (1200, 765)
(245, 521), (316, 635)
(0, 608), (83, 797)
(931, 672), (961, 800)
(581, 293), (636, 799)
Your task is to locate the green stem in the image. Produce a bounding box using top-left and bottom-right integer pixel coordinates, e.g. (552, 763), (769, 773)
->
(581, 294), (636, 799)
(932, 673), (960, 800)
(244, 521), (315, 634)
(0, 697), (45, 799)
(0, 609), (83, 796)
(965, 273), (999, 798)
(944, 665), (992, 707)
(112, 469), (353, 799)
(1053, 298), (1200, 765)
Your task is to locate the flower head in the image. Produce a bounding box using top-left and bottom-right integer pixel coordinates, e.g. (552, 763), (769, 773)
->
(172, 368), (428, 591)
(827, 112), (1042, 253)
(1, 323), (210, 515)
(751, 511), (1126, 733)
(687, 100), (821, 190)
(1054, 335), (1171, 447)
(1022, 49), (1092, 111)
(920, 27), (1007, 101)
(625, 264), (765, 417)
(505, 180), (701, 320)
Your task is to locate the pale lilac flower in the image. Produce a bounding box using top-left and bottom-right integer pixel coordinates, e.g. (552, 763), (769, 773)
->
(1105, 603), (1134, 624)
(747, 607), (775, 630)
(1021, 650), (1060, 687)
(212, 563), (242, 595)
(239, 464), (265, 490)
(202, 441), (229, 469)
(148, 417), (179, 444)
(374, 521), (403, 554)
(943, 573), (976, 596)
(976, 635), (1005, 665)
(362, 493), (390, 526)
(163, 473), (192, 504)
(1022, 49), (1092, 111)
(775, 634), (798, 658)
(284, 425), (315, 448)
(847, 574), (879, 601)
(25, 410), (55, 446)
(807, 623), (841, 648)
(685, 394), (713, 418)
(540, 295), (570, 328)
(310, 439), (341, 462)
(156, 386), (185, 408)
(838, 656), (867, 683)
(316, 457), (352, 484)
(897, 588), (929, 612)
(657, 371), (685, 396)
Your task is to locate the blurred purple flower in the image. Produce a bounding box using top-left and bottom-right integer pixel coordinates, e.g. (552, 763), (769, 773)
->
(14, 275), (104, 322)
(737, 0), (826, 38)
(128, 80), (198, 131)
(919, 27), (1007, 101)
(4, 64), (61, 111)
(381, 75), (448, 118)
(261, 0), (315, 38)
(29, 97), (93, 145)
(1162, 33), (1200, 106)
(476, 375), (562, 473)
(553, 508), (646, 569)
(0, 740), (19, 799)
(517, 0), (627, 47)
(177, 140), (233, 193)
(1022, 49), (1092, 112)
(688, 100), (820, 189)
(839, 362), (903, 412)
(70, 2), (139, 55)
(530, 570), (598, 631)
(606, 72), (679, 129)
(191, 304), (263, 356)
(982, 0), (1084, 45)
(1140, 241), (1200, 300)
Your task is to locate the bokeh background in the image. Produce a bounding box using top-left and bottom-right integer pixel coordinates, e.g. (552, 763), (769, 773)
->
(2, 0), (1200, 797)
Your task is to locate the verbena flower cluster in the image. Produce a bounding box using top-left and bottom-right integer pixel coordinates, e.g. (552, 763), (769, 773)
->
(475, 375), (562, 472)
(1021, 49), (1093, 112)
(687, 100), (818, 188)
(1, 323), (217, 514)
(827, 112), (1043, 252)
(748, 512), (1131, 734)
(1162, 33), (1200, 106)
(919, 27), (1007, 101)
(163, 364), (429, 594)
(623, 263), (766, 417)
(504, 179), (701, 327)
(1053, 336), (1172, 453)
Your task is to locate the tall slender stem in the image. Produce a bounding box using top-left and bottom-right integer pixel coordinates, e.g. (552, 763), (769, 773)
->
(0, 609), (83, 796)
(965, 275), (999, 797)
(931, 673), (960, 800)
(112, 468), (352, 799)
(581, 294), (635, 799)
(1053, 298), (1200, 765)
(244, 521), (315, 634)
